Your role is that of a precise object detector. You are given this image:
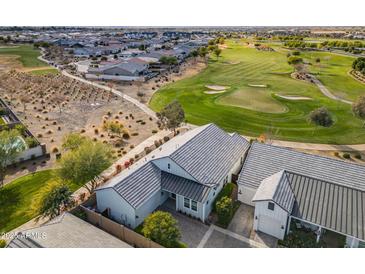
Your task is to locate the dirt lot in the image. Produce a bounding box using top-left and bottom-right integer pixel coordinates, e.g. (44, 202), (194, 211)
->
(0, 71), (158, 182)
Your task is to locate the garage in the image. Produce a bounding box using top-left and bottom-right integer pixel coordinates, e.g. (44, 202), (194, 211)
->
(258, 215), (285, 239)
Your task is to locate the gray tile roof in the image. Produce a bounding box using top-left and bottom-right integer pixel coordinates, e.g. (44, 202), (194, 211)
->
(170, 124), (250, 186)
(7, 213), (132, 248)
(161, 172), (211, 202)
(7, 234), (43, 248)
(252, 170), (295, 213)
(238, 142), (365, 192)
(287, 171), (365, 241)
(112, 162), (161, 208)
(98, 124), (249, 208)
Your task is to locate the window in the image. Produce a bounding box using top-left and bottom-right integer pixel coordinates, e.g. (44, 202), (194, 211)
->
(167, 163), (171, 169)
(191, 200), (197, 212)
(268, 202), (275, 211)
(184, 197), (190, 208)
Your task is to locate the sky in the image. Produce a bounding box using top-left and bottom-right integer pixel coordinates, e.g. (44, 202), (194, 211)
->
(1, 0), (364, 26)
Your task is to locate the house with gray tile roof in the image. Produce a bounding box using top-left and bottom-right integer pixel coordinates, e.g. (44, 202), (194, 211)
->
(95, 124), (249, 229)
(7, 213), (131, 248)
(239, 142), (365, 247)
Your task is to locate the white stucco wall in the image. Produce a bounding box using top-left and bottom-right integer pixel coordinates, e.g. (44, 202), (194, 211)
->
(96, 188), (136, 228)
(346, 236), (360, 248)
(152, 157), (197, 181)
(176, 194), (204, 221)
(85, 73), (142, 81)
(16, 145), (44, 162)
(227, 157), (244, 182)
(253, 201), (288, 240)
(238, 185), (257, 206)
(135, 190), (169, 228)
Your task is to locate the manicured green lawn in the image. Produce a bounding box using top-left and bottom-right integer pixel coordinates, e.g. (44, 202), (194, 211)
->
(150, 40), (365, 144)
(0, 45), (47, 67)
(0, 170), (83, 233)
(300, 51), (365, 101)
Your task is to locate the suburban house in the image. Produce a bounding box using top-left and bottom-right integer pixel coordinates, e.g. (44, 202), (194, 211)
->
(7, 213), (131, 248)
(86, 60), (149, 81)
(238, 142), (365, 247)
(95, 124), (250, 229)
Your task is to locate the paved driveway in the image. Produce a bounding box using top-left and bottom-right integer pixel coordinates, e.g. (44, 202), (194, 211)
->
(228, 204), (254, 237)
(227, 203), (277, 247)
(204, 230), (251, 248)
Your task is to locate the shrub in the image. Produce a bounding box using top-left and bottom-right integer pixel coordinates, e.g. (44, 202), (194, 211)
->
(213, 183), (235, 212)
(163, 136), (170, 142)
(152, 129), (158, 134)
(142, 211), (181, 247)
(287, 56), (303, 65)
(309, 107), (333, 127)
(131, 132), (139, 136)
(216, 196), (233, 227)
(0, 239), (6, 248)
(122, 132), (130, 139)
(52, 147), (59, 153)
(25, 136), (38, 148)
(354, 153), (362, 160)
(115, 164), (122, 173)
(334, 151), (339, 157)
(343, 153), (351, 159)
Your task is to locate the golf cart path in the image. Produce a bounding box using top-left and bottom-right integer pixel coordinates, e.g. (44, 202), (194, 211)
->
(310, 74), (353, 105)
(263, 139), (365, 151)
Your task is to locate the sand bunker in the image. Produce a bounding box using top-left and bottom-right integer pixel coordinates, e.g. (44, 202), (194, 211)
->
(248, 84), (267, 88)
(276, 94), (312, 100)
(204, 90), (226, 94)
(226, 61), (241, 65)
(205, 85), (228, 91)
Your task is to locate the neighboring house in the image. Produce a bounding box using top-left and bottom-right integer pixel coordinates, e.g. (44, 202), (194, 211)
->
(7, 213), (132, 248)
(0, 98), (46, 164)
(95, 124), (250, 229)
(86, 60), (149, 81)
(238, 142), (365, 247)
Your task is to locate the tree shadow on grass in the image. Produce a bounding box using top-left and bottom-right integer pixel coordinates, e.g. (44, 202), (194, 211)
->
(0, 187), (21, 232)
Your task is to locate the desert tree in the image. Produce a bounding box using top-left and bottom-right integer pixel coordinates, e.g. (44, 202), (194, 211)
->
(39, 184), (74, 219)
(157, 100), (185, 134)
(353, 96), (365, 127)
(19, 95), (31, 112)
(214, 48), (222, 60)
(57, 138), (113, 194)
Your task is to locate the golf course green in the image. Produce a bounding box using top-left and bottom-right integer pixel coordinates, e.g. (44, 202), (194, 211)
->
(150, 40), (365, 144)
